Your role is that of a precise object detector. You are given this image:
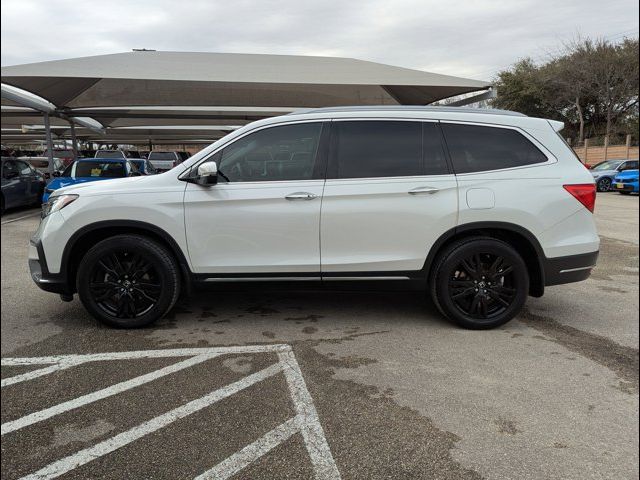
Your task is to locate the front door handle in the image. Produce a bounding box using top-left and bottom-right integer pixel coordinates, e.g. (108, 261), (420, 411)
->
(408, 186), (439, 195)
(285, 192), (318, 201)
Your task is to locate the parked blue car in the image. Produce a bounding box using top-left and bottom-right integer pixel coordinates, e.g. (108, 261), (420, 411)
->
(43, 158), (141, 203)
(611, 169), (639, 195)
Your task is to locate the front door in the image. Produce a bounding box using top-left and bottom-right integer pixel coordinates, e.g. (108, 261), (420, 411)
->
(320, 120), (459, 274)
(184, 121), (328, 276)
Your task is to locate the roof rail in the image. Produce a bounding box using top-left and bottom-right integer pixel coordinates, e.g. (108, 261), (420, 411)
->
(288, 105), (526, 117)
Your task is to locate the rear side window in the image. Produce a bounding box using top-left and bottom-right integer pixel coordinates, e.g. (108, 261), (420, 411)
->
(441, 123), (548, 174)
(332, 121), (448, 179)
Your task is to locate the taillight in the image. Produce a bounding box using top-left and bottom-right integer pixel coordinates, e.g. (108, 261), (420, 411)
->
(563, 184), (596, 213)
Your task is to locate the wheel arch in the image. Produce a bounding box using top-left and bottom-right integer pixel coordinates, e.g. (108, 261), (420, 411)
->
(424, 222), (546, 297)
(62, 220), (192, 294)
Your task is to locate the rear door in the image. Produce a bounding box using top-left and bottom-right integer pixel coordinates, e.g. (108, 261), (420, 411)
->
(15, 160), (40, 198)
(320, 120), (458, 275)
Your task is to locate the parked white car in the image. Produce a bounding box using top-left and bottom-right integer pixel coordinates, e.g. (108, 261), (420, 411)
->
(30, 106), (599, 329)
(147, 151), (184, 171)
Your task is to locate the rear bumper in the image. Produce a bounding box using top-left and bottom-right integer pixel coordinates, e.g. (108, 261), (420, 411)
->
(29, 239), (72, 295)
(611, 182), (638, 192)
(543, 250), (599, 286)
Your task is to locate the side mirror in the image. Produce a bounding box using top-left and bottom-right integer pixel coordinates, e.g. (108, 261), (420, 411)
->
(52, 171), (61, 177)
(196, 162), (218, 186)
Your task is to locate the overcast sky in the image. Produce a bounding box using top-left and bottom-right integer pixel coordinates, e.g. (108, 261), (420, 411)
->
(1, 0), (638, 80)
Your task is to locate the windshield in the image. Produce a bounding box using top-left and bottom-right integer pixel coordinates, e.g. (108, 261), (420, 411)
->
(96, 151), (125, 159)
(592, 160), (622, 171)
(73, 161), (126, 178)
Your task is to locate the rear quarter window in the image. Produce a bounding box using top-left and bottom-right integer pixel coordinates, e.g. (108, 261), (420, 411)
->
(441, 123), (548, 174)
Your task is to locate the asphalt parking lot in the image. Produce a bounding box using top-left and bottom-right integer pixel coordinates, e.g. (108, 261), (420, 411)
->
(1, 193), (638, 480)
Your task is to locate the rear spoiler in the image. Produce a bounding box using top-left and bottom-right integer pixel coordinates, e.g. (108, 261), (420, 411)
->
(548, 120), (564, 132)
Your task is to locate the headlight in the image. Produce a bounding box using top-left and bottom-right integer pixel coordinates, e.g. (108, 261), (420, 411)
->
(41, 194), (78, 218)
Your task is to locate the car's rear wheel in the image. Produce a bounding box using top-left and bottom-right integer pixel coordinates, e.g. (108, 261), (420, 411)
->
(430, 237), (529, 329)
(597, 177), (612, 192)
(77, 235), (180, 328)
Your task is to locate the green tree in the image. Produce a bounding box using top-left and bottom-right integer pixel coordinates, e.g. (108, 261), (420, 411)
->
(491, 36), (639, 144)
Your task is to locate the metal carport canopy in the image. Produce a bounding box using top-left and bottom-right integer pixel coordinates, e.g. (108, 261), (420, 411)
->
(0, 51), (491, 110)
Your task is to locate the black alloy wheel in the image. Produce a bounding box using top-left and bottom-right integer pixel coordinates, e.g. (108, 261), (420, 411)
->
(89, 251), (162, 318)
(77, 235), (180, 328)
(597, 177), (612, 192)
(430, 237), (529, 329)
(447, 253), (517, 319)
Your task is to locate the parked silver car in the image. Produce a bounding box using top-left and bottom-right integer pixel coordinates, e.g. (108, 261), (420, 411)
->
(591, 159), (639, 191)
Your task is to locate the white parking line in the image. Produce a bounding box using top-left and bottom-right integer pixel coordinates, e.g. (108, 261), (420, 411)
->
(0, 211), (41, 225)
(195, 416), (301, 480)
(1, 362), (78, 388)
(19, 363), (284, 480)
(2, 345), (341, 480)
(2, 353), (221, 435)
(0, 345), (290, 366)
(278, 349), (342, 479)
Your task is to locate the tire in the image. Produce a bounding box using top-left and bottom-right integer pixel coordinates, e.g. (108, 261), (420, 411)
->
(1, 195), (5, 216)
(77, 235), (180, 328)
(597, 177), (612, 192)
(429, 237), (529, 329)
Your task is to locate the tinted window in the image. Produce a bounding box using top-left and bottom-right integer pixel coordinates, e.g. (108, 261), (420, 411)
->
(2, 160), (19, 179)
(334, 121), (445, 179)
(622, 161), (638, 170)
(74, 161), (126, 178)
(217, 123), (323, 182)
(16, 161), (33, 175)
(442, 124), (548, 174)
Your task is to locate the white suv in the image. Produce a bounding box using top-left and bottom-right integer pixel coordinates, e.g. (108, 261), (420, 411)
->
(29, 107), (599, 329)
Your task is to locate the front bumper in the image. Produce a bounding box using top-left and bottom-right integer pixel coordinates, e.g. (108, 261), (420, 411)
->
(29, 239), (72, 295)
(544, 250), (599, 286)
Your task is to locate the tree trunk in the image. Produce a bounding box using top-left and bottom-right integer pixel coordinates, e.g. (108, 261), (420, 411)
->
(575, 97), (585, 142)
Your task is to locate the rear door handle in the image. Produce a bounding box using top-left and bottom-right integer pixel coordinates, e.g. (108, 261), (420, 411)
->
(285, 192), (318, 201)
(408, 186), (439, 195)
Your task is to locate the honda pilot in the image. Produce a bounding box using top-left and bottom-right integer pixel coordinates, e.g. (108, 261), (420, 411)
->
(29, 107), (599, 329)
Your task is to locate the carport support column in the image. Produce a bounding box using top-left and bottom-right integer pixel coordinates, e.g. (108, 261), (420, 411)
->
(43, 113), (55, 177)
(69, 121), (79, 160)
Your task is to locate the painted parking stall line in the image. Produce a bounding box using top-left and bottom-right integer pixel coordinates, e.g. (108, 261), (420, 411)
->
(1, 345), (341, 480)
(0, 211), (41, 225)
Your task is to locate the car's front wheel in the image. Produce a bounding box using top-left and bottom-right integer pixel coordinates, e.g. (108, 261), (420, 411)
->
(77, 235), (180, 328)
(430, 237), (529, 329)
(597, 177), (612, 192)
